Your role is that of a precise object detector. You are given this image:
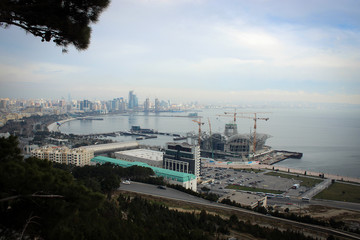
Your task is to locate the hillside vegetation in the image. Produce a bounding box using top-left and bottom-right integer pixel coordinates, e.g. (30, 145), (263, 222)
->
(0, 136), (323, 239)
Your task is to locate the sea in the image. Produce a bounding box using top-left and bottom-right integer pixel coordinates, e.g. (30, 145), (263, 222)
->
(59, 106), (360, 178)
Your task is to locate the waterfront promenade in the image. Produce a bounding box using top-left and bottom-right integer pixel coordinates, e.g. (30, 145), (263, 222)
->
(47, 118), (76, 132)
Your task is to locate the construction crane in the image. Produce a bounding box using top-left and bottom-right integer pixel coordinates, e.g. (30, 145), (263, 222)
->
(236, 113), (269, 158)
(217, 110), (239, 136)
(217, 111), (270, 158)
(208, 117), (214, 158)
(216, 109), (237, 122)
(192, 119), (204, 146)
(224, 109), (238, 123)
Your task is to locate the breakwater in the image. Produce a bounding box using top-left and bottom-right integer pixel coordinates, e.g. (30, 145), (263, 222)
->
(259, 150), (303, 165)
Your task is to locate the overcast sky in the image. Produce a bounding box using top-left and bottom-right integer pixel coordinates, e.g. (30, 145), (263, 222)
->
(1, 0), (360, 105)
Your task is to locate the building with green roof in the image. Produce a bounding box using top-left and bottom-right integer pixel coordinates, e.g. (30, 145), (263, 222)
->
(91, 156), (197, 191)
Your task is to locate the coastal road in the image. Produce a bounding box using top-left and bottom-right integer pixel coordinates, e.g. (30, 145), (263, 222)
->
(119, 182), (213, 205)
(268, 197), (360, 212)
(119, 182), (360, 240)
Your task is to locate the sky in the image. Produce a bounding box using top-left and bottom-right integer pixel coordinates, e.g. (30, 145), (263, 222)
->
(1, 0), (360, 105)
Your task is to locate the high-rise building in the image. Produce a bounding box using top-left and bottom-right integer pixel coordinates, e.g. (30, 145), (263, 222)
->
(155, 98), (160, 113)
(144, 98), (150, 112)
(128, 91), (138, 109)
(128, 91), (134, 109)
(0, 99), (8, 109)
(163, 142), (201, 177)
(80, 99), (92, 111)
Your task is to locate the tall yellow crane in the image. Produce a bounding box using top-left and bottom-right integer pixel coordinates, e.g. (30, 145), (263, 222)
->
(237, 113), (269, 158)
(218, 111), (270, 158)
(208, 117), (214, 158)
(192, 118), (204, 146)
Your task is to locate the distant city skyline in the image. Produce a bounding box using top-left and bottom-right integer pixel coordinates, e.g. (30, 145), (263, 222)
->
(1, 0), (360, 105)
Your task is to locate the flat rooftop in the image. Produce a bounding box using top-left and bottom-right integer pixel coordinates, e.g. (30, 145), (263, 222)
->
(115, 149), (163, 162)
(221, 192), (266, 208)
(82, 141), (139, 153)
(92, 156), (196, 183)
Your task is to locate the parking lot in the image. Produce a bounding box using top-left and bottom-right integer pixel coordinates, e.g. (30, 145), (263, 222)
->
(199, 166), (309, 198)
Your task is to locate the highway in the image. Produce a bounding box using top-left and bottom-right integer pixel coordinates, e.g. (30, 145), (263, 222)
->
(119, 182), (360, 240)
(119, 182), (212, 205)
(268, 197), (360, 212)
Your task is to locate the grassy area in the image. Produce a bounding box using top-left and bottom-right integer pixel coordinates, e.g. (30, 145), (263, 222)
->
(225, 185), (283, 194)
(314, 182), (360, 203)
(264, 172), (323, 188)
(233, 168), (263, 173)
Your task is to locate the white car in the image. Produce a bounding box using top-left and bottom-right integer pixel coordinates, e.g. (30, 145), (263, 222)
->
(122, 180), (131, 185)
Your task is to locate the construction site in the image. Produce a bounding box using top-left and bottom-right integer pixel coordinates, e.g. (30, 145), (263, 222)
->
(191, 111), (302, 164)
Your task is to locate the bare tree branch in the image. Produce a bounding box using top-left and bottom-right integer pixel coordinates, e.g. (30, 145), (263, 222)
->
(20, 212), (40, 240)
(0, 194), (64, 203)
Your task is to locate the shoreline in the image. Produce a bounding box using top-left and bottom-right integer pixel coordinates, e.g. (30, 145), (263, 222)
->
(48, 113), (359, 181)
(47, 118), (77, 132)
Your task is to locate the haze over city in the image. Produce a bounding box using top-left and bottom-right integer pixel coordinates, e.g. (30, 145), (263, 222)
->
(1, 0), (360, 105)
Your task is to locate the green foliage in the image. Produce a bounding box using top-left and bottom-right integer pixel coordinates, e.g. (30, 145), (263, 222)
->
(265, 172), (322, 188)
(314, 182), (360, 203)
(0, 0), (110, 51)
(201, 186), (210, 192)
(71, 163), (121, 198)
(220, 198), (242, 208)
(117, 196), (219, 240)
(168, 184), (220, 202)
(134, 176), (166, 185)
(226, 184), (283, 194)
(119, 195), (315, 240)
(233, 168), (263, 173)
(0, 137), (330, 239)
(0, 156), (105, 239)
(0, 135), (22, 162)
(59, 162), (155, 199)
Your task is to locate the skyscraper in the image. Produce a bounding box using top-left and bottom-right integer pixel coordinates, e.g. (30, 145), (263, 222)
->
(128, 91), (138, 109)
(155, 98), (160, 113)
(144, 98), (150, 112)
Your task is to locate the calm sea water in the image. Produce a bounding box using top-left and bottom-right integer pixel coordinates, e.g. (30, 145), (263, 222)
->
(60, 107), (360, 178)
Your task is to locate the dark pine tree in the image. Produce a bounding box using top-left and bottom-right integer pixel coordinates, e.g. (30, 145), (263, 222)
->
(0, 0), (110, 51)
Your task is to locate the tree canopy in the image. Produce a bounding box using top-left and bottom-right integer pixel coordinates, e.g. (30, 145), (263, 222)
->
(0, 0), (110, 51)
(0, 136), (322, 240)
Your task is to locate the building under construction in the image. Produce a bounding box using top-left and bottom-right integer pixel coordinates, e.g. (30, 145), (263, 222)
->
(198, 118), (271, 161)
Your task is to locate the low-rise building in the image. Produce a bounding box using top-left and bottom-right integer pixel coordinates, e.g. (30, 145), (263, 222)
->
(81, 141), (139, 154)
(115, 149), (163, 168)
(31, 146), (94, 166)
(220, 191), (267, 209)
(92, 156), (197, 191)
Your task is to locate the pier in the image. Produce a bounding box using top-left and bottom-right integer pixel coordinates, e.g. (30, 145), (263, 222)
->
(258, 150), (303, 165)
(76, 125), (183, 141)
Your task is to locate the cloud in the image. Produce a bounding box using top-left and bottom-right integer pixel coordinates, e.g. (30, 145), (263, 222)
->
(0, 62), (87, 83)
(1, 0), (360, 105)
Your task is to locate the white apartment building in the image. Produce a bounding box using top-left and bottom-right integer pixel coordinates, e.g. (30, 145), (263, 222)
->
(114, 149), (164, 168)
(31, 146), (94, 166)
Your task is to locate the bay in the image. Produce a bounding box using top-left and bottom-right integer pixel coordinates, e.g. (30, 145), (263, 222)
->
(59, 107), (360, 178)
